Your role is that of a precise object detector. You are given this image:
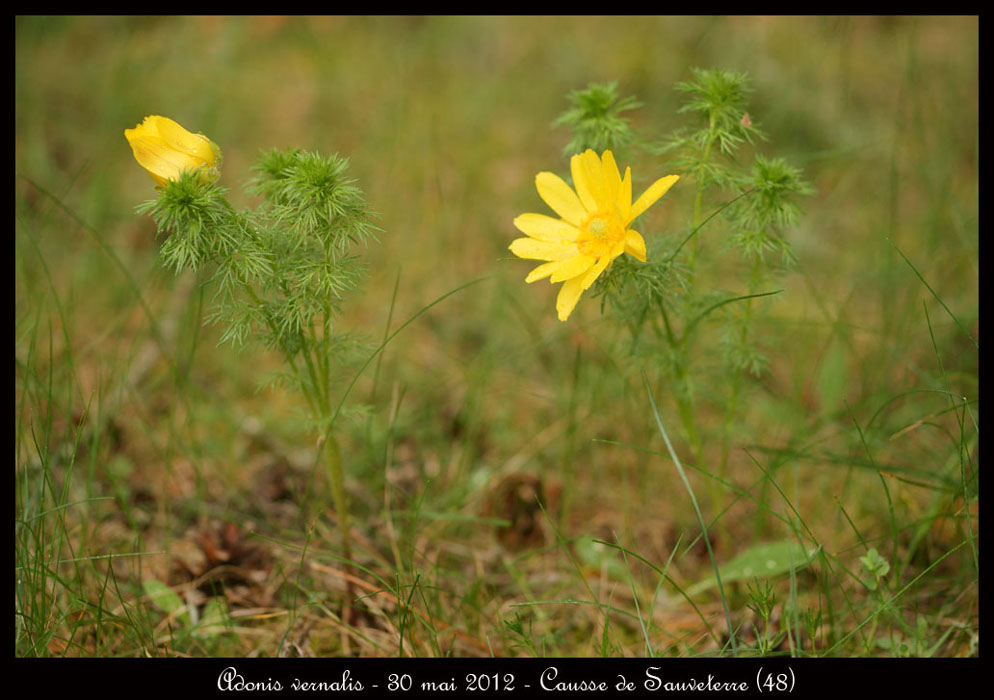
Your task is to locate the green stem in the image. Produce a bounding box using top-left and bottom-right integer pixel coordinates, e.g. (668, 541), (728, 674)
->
(306, 254), (357, 624)
(239, 266), (349, 576)
(300, 330), (326, 413)
(688, 112), (717, 280)
(657, 300), (704, 471)
(672, 115), (717, 498)
(718, 254), (762, 479)
(320, 421), (357, 632)
(310, 330), (353, 565)
(322, 429), (351, 565)
(641, 368), (738, 655)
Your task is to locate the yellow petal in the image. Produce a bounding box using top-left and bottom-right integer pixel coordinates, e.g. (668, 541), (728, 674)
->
(601, 150), (622, 212)
(535, 172), (587, 226)
(513, 213), (580, 242)
(125, 130), (190, 184)
(525, 255), (595, 283)
(580, 255), (612, 290)
(570, 149), (606, 213)
(524, 260), (560, 283)
(624, 230), (647, 262)
(628, 175), (679, 223)
(549, 254), (595, 283)
(509, 237), (577, 261)
(620, 167), (632, 222)
(150, 116), (217, 166)
(556, 275), (586, 322)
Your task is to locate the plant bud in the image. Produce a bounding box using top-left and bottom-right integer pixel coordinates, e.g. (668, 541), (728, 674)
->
(125, 115), (222, 187)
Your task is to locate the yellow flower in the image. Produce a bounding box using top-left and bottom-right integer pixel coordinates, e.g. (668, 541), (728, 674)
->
(124, 115), (222, 187)
(509, 149), (679, 321)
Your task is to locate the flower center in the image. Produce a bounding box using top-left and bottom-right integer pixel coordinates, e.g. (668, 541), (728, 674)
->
(578, 212), (624, 259)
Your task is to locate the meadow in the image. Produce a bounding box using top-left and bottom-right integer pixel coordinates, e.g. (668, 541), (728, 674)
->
(15, 16), (978, 658)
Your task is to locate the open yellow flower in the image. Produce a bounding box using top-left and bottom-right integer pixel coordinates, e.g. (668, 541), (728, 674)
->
(510, 149), (679, 321)
(124, 115), (222, 187)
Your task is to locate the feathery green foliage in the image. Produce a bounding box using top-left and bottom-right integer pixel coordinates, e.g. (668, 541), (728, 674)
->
(138, 149), (378, 583)
(143, 152), (375, 398)
(555, 70), (812, 488)
(553, 81), (641, 156)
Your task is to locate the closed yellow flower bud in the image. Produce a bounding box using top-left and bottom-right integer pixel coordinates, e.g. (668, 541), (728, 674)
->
(124, 115), (222, 187)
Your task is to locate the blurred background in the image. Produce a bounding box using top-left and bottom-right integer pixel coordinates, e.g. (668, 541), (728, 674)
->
(16, 16), (977, 657)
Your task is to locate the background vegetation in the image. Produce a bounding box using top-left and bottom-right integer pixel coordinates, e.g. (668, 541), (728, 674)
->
(16, 16), (977, 657)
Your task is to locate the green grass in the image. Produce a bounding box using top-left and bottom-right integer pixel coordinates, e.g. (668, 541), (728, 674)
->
(15, 16), (977, 657)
